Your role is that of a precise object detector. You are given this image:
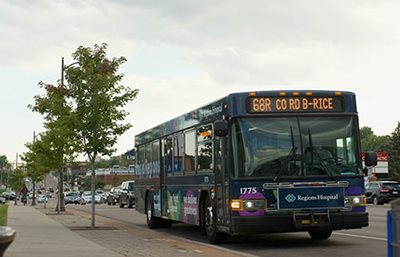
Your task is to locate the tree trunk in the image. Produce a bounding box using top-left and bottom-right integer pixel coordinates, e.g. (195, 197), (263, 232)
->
(32, 182), (36, 206)
(91, 158), (96, 228)
(56, 168), (65, 212)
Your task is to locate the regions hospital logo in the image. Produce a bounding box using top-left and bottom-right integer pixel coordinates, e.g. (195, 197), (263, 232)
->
(285, 194), (296, 203)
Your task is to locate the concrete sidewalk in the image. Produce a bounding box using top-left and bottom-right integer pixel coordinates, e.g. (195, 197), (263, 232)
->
(5, 204), (124, 257)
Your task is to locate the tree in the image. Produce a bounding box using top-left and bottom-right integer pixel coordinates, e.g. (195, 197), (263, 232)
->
(8, 168), (25, 205)
(66, 43), (138, 227)
(360, 126), (391, 152)
(0, 155), (10, 187)
(389, 122), (400, 180)
(21, 133), (56, 206)
(29, 81), (78, 212)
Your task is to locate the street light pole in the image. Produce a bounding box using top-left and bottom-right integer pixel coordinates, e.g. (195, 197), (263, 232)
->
(57, 57), (79, 215)
(31, 131), (37, 206)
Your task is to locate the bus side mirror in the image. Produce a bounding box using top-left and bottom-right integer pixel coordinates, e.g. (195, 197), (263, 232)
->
(364, 151), (377, 167)
(214, 119), (229, 137)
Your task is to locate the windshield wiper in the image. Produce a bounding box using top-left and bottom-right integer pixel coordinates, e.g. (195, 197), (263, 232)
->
(273, 126), (296, 182)
(307, 128), (337, 180)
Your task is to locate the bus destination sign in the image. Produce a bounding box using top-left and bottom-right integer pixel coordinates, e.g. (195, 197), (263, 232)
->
(248, 96), (344, 113)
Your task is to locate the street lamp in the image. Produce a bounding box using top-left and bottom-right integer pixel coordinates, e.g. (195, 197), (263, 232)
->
(56, 57), (79, 214)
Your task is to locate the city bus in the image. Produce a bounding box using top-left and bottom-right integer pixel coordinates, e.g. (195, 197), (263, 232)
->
(134, 90), (377, 244)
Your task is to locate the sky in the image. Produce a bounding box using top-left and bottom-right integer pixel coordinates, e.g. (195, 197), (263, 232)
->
(1, 0), (399, 164)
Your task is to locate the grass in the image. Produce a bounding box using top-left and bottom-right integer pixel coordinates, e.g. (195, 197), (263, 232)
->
(0, 204), (8, 226)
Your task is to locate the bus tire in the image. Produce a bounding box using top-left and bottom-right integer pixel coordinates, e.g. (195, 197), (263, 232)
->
(146, 193), (159, 229)
(204, 196), (228, 244)
(159, 219), (172, 228)
(308, 228), (332, 240)
(128, 198), (133, 208)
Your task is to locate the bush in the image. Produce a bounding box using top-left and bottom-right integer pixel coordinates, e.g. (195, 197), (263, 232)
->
(0, 204), (8, 226)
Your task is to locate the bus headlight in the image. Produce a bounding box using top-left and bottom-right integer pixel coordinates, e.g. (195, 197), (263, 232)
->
(345, 195), (366, 207)
(231, 199), (267, 211)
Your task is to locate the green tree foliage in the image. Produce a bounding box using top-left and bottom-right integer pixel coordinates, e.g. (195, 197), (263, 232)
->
(389, 122), (400, 180)
(9, 168), (25, 205)
(21, 133), (57, 205)
(29, 80), (78, 212)
(66, 43), (138, 163)
(80, 176), (105, 191)
(65, 43), (138, 226)
(360, 126), (391, 152)
(0, 155), (10, 186)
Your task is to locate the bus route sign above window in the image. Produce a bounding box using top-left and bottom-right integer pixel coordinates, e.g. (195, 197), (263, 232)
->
(247, 96), (344, 113)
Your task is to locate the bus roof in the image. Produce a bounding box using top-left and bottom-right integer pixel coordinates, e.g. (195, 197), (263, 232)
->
(135, 90), (357, 145)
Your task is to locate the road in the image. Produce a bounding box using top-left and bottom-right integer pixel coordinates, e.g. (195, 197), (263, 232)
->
(68, 203), (388, 257)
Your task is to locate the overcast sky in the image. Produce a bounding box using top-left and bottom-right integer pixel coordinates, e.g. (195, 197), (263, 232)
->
(1, 0), (399, 163)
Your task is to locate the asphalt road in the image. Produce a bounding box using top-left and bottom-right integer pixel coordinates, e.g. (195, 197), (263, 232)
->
(68, 203), (389, 257)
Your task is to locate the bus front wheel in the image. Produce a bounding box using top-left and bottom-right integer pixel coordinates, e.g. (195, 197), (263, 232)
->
(204, 196), (228, 244)
(308, 228), (332, 240)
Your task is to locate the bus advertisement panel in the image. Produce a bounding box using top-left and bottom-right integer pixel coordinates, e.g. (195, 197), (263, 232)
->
(134, 90), (377, 244)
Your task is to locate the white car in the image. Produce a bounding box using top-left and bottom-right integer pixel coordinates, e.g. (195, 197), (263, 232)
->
(36, 194), (48, 203)
(78, 191), (102, 204)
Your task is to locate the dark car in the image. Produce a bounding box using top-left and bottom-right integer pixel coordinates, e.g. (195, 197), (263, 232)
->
(107, 186), (121, 205)
(365, 181), (400, 205)
(64, 191), (80, 205)
(119, 180), (135, 208)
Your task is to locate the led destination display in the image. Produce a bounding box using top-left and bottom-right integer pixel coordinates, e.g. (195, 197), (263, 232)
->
(248, 96), (343, 113)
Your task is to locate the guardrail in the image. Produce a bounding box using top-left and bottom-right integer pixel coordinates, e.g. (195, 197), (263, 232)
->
(0, 226), (16, 257)
(388, 198), (400, 257)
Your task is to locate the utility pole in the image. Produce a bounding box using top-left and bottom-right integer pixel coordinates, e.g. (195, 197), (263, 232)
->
(31, 131), (37, 206)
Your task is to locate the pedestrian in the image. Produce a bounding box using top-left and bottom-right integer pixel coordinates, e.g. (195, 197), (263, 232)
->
(21, 193), (27, 206)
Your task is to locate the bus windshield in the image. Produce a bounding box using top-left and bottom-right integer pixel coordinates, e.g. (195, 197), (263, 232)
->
(232, 116), (362, 178)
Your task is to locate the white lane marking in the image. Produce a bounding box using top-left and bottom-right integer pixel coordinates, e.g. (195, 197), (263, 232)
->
(333, 232), (387, 241)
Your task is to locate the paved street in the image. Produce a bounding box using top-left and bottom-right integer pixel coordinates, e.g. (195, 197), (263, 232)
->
(1, 190), (392, 257)
(66, 201), (389, 257)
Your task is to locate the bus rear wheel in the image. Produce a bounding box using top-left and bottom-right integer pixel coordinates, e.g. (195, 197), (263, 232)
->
(308, 228), (332, 240)
(204, 196), (228, 244)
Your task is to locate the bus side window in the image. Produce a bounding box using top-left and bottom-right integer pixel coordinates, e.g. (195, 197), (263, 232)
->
(164, 136), (174, 175)
(145, 143), (152, 177)
(174, 133), (184, 174)
(184, 129), (196, 173)
(137, 145), (145, 177)
(152, 140), (160, 177)
(197, 124), (213, 171)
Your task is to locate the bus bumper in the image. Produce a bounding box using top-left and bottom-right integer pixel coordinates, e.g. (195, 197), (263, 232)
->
(231, 211), (368, 234)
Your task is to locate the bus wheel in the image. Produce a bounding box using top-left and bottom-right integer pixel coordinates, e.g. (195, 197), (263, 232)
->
(204, 196), (228, 244)
(159, 219), (172, 228)
(146, 194), (159, 229)
(308, 228), (332, 240)
(128, 198), (133, 208)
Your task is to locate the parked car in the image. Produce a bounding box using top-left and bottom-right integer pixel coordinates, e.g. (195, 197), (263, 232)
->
(36, 194), (48, 203)
(78, 191), (102, 205)
(1, 191), (16, 200)
(95, 189), (107, 204)
(65, 191), (80, 205)
(119, 180), (135, 208)
(365, 181), (400, 205)
(107, 186), (121, 205)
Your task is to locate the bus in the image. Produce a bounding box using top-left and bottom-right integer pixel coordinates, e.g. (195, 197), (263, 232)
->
(134, 90), (377, 244)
